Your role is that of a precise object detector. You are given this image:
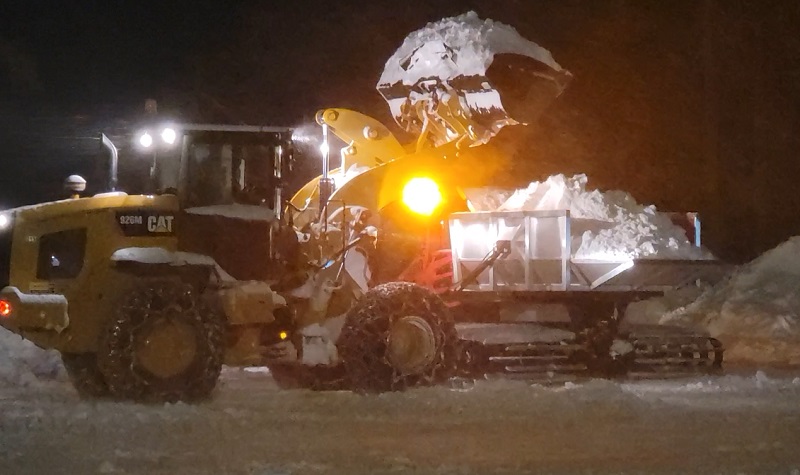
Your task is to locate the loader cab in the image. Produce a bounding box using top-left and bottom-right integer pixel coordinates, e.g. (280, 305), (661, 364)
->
(146, 124), (294, 213)
(144, 124), (295, 280)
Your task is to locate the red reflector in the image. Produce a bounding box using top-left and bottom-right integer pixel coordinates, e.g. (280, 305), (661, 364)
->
(0, 300), (11, 317)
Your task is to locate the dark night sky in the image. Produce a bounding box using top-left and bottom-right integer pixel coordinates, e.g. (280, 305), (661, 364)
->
(1, 1), (800, 262)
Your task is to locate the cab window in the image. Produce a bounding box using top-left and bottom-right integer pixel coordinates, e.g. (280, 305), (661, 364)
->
(36, 228), (87, 280)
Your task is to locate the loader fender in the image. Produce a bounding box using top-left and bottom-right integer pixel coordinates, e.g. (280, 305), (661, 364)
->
(110, 247), (218, 269)
(110, 247), (221, 288)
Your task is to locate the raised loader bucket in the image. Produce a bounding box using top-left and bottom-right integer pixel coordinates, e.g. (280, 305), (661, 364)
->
(483, 53), (571, 125)
(377, 12), (572, 146)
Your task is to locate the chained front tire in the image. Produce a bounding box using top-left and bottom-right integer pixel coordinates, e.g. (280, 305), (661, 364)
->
(337, 282), (458, 393)
(98, 280), (224, 403)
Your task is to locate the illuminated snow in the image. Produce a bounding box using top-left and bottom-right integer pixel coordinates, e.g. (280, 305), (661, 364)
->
(379, 11), (566, 87)
(378, 11), (571, 133)
(465, 174), (712, 260)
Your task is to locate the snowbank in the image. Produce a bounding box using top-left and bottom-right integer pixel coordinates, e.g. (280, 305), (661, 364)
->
(663, 236), (800, 365)
(465, 174), (711, 260)
(0, 327), (65, 387)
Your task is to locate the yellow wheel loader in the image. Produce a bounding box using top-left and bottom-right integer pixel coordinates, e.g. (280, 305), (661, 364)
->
(0, 13), (728, 401)
(0, 125), (298, 402)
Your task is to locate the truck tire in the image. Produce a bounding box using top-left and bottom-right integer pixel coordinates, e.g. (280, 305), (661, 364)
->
(61, 353), (110, 399)
(97, 280), (225, 403)
(337, 282), (458, 393)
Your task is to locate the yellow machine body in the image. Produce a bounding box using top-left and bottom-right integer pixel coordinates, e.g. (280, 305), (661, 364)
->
(0, 194), (178, 353)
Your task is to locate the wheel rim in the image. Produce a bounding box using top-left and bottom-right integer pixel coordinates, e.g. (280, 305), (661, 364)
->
(387, 315), (437, 375)
(135, 310), (198, 380)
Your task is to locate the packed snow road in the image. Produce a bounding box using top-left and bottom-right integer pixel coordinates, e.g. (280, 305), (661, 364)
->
(2, 366), (800, 475)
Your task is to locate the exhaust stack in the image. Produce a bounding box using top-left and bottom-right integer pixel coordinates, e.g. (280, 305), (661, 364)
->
(101, 133), (119, 192)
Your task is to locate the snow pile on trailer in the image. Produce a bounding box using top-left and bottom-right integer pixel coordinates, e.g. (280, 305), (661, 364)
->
(465, 174), (710, 260)
(663, 236), (800, 365)
(0, 328), (64, 386)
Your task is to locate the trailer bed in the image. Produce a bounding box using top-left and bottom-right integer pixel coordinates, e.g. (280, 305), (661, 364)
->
(449, 210), (731, 293)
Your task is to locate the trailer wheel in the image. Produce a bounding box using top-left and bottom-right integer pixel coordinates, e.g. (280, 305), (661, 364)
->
(98, 280), (224, 403)
(62, 353), (110, 399)
(337, 282), (459, 393)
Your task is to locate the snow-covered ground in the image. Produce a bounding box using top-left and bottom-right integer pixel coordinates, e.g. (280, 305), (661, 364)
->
(1, 362), (799, 474)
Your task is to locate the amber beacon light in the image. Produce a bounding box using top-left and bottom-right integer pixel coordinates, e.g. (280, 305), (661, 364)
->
(402, 177), (443, 216)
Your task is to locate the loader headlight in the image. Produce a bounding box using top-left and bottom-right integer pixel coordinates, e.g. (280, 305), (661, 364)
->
(160, 127), (177, 145)
(402, 177), (442, 216)
(138, 131), (154, 149)
(136, 125), (179, 150)
(0, 213), (9, 230)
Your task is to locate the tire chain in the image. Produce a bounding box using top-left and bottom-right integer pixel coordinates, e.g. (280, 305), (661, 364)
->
(337, 282), (460, 393)
(98, 280), (225, 403)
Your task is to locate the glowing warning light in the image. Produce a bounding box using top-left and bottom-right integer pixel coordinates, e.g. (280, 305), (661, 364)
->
(402, 177), (443, 216)
(279, 331), (289, 341)
(138, 132), (153, 149)
(160, 127), (177, 145)
(0, 300), (11, 317)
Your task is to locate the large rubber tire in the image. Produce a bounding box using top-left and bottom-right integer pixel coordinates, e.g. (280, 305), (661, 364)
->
(97, 280), (225, 403)
(62, 353), (111, 399)
(337, 282), (459, 393)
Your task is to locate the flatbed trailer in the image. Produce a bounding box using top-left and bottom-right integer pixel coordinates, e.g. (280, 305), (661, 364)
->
(439, 210), (731, 378)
